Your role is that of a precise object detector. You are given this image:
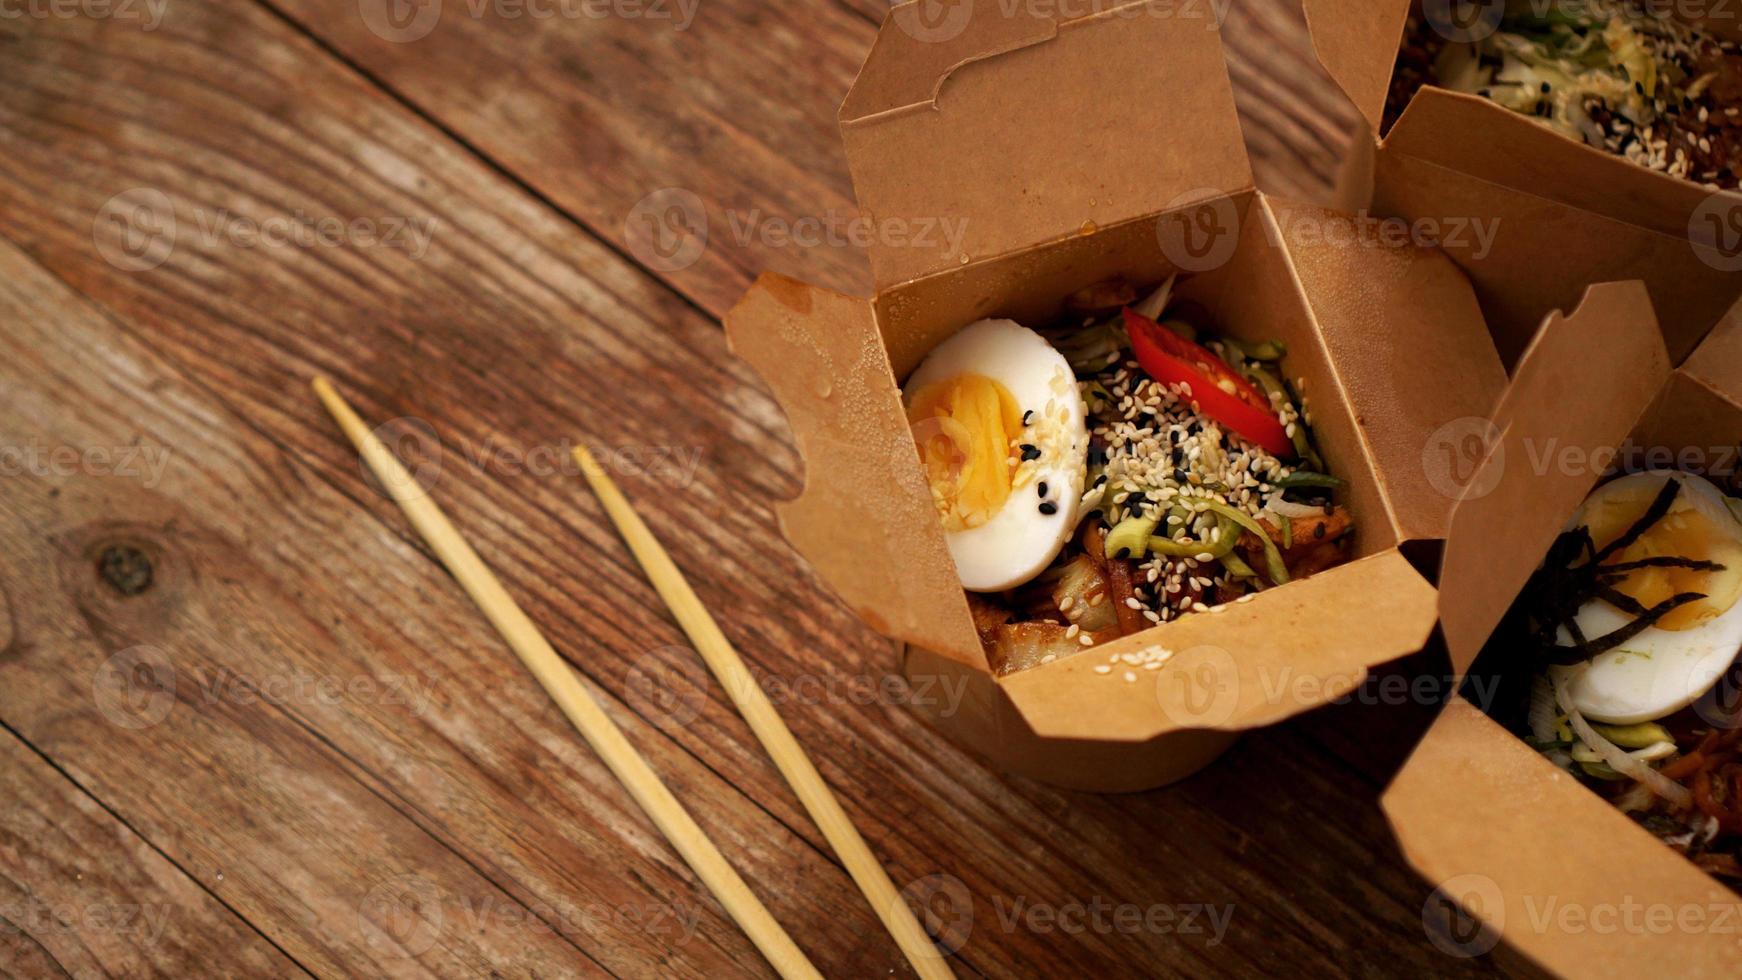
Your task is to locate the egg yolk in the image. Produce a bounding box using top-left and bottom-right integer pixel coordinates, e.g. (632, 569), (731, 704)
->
(907, 373), (1024, 532)
(1584, 481), (1742, 630)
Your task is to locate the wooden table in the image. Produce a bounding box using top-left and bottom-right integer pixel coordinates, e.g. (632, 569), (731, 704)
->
(0, 1), (1505, 977)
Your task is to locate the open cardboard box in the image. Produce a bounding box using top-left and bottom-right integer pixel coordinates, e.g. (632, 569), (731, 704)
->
(1384, 285), (1742, 975)
(723, 0), (1509, 791)
(1304, 1), (1742, 367)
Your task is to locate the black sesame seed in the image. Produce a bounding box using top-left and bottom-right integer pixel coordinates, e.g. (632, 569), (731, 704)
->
(1039, 501), (1058, 516)
(1171, 447), (1185, 466)
(1022, 410), (1034, 425)
(1115, 547), (1130, 559)
(1540, 81), (1551, 94)
(1037, 481), (1048, 497)
(1173, 468), (1188, 484)
(1020, 444), (1041, 461)
(1635, 81), (1644, 95)
(1093, 474), (1107, 487)
(1314, 523), (1327, 539)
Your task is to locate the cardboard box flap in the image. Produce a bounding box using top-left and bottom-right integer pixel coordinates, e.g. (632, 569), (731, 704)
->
(1680, 294), (1742, 405)
(839, 0), (1252, 289)
(1264, 199), (1509, 543)
(1299, 0), (1410, 134)
(723, 273), (987, 670)
(999, 549), (1438, 740)
(1438, 282), (1672, 676)
(1385, 697), (1742, 976)
(1384, 87), (1728, 241)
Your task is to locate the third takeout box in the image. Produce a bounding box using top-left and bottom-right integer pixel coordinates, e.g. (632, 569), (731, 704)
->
(1384, 286), (1742, 975)
(1305, 1), (1742, 367)
(724, 0), (1510, 791)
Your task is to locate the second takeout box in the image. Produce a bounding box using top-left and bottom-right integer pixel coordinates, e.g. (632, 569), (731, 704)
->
(1305, 0), (1742, 366)
(1383, 287), (1742, 975)
(725, 0), (1510, 791)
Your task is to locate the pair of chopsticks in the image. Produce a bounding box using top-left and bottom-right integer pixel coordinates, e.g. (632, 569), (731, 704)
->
(313, 379), (952, 980)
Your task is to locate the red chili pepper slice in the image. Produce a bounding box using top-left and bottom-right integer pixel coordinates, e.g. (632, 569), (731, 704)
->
(1121, 308), (1293, 458)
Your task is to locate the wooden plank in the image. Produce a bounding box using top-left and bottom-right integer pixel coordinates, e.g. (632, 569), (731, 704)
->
(263, 0), (1361, 316)
(276, 0), (876, 315)
(0, 728), (304, 977)
(0, 237), (705, 977)
(0, 2), (1494, 977)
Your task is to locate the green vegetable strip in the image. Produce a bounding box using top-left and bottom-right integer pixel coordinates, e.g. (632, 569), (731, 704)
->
(1104, 515), (1159, 560)
(1220, 550), (1257, 581)
(1200, 501), (1289, 585)
(1275, 471), (1344, 489)
(1146, 515), (1239, 560)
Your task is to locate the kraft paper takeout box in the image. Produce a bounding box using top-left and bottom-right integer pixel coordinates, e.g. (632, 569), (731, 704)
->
(1384, 285), (1742, 976)
(723, 0), (1510, 791)
(1305, 1), (1742, 367)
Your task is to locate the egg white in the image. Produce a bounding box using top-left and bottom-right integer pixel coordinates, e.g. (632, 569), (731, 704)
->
(1563, 595), (1742, 724)
(1557, 471), (1742, 723)
(903, 318), (1089, 592)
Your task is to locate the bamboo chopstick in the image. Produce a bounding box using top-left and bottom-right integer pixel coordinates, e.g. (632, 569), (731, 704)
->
(311, 379), (821, 980)
(572, 446), (957, 980)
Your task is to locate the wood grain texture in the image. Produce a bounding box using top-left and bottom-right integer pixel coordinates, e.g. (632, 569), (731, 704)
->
(0, 728), (304, 977)
(259, 0), (1361, 317)
(0, 0), (1497, 978)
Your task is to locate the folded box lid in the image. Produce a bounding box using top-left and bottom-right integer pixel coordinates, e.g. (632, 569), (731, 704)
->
(1679, 294), (1742, 404)
(723, 274), (988, 670)
(839, 0), (1253, 288)
(1384, 696), (1742, 976)
(1437, 281), (1673, 677)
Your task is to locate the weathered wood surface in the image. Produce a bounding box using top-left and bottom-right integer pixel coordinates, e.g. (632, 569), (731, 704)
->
(0, 1), (1501, 977)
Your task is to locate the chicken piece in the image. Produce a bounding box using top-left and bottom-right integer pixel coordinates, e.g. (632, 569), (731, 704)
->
(1238, 506), (1354, 584)
(966, 593), (1013, 644)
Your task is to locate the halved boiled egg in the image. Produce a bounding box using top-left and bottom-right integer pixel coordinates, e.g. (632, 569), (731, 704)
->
(1560, 471), (1742, 723)
(903, 318), (1088, 592)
